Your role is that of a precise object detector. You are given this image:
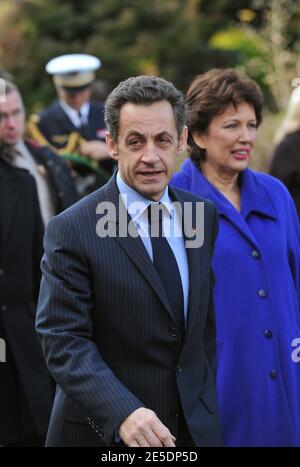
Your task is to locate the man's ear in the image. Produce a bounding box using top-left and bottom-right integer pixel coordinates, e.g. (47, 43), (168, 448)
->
(105, 132), (119, 160)
(192, 131), (207, 150)
(177, 125), (188, 152)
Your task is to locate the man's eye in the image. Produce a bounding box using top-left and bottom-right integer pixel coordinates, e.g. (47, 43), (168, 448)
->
(129, 140), (141, 145)
(159, 138), (170, 144)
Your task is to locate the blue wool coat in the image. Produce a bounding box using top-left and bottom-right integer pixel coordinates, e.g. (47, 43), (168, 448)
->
(171, 159), (300, 447)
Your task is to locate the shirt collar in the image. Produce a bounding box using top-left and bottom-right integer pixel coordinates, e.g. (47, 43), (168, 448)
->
(59, 99), (90, 119)
(116, 170), (173, 223)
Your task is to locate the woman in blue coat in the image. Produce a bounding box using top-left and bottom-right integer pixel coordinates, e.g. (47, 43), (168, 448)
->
(171, 69), (300, 447)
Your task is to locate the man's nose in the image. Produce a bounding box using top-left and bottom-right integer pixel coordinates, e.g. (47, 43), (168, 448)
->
(6, 115), (16, 128)
(141, 144), (160, 163)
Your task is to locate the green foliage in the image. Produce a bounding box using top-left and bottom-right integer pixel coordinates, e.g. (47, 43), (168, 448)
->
(0, 0), (298, 113)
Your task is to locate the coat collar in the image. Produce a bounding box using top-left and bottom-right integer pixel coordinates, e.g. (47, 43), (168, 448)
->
(183, 159), (277, 247)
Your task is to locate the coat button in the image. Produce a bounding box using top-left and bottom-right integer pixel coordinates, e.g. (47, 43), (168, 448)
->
(264, 330), (273, 339)
(251, 250), (260, 259)
(1, 305), (7, 311)
(176, 366), (182, 374)
(258, 289), (267, 298)
(0, 269), (4, 275)
(169, 328), (179, 338)
(269, 369), (278, 380)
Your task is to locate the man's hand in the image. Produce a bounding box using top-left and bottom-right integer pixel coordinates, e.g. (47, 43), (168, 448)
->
(79, 140), (109, 161)
(119, 408), (176, 447)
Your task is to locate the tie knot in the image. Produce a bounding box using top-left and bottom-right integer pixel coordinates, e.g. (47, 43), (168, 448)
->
(77, 110), (87, 126)
(148, 203), (171, 238)
(148, 202), (163, 224)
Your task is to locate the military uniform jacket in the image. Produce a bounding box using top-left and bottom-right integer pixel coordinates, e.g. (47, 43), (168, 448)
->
(29, 100), (106, 152)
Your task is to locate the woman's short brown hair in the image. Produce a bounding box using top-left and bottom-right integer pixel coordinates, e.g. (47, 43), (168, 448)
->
(185, 68), (263, 165)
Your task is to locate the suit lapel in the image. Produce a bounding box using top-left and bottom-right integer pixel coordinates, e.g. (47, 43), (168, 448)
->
(102, 178), (176, 320)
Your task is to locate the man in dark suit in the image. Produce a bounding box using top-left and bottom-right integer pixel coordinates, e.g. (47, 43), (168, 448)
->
(36, 75), (223, 447)
(28, 54), (115, 195)
(0, 156), (53, 446)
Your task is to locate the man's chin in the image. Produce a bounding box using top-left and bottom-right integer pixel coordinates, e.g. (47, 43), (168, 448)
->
(4, 139), (18, 145)
(137, 184), (166, 201)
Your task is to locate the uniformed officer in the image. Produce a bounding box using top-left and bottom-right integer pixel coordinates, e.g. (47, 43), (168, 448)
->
(28, 54), (115, 196)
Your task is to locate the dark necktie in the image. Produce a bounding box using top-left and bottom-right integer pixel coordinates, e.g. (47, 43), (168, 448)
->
(148, 203), (185, 333)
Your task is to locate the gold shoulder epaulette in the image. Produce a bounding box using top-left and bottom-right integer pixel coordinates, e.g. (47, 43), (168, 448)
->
(26, 114), (52, 148)
(28, 113), (40, 124)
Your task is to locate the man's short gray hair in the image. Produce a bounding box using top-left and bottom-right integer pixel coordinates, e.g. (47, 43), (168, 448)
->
(104, 75), (185, 141)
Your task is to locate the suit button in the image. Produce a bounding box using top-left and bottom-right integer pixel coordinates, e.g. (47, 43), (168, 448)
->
(258, 289), (267, 298)
(0, 269), (4, 275)
(1, 305), (7, 311)
(176, 366), (182, 374)
(269, 369), (277, 380)
(264, 330), (273, 339)
(169, 328), (179, 338)
(251, 250), (260, 259)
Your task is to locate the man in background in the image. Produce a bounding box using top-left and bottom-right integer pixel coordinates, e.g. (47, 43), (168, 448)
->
(0, 80), (55, 446)
(0, 80), (78, 226)
(28, 54), (115, 196)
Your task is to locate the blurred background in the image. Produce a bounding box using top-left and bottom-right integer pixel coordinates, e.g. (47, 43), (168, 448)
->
(0, 0), (299, 172)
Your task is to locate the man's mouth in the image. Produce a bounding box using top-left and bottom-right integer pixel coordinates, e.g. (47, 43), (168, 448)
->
(138, 170), (163, 176)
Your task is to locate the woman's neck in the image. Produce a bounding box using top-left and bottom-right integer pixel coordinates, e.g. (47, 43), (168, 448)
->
(200, 161), (241, 211)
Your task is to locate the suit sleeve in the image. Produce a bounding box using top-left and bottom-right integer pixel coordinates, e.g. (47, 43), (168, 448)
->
(203, 202), (219, 379)
(35, 215), (143, 445)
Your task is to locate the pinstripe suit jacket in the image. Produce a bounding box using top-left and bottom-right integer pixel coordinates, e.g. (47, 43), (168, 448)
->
(36, 175), (223, 447)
